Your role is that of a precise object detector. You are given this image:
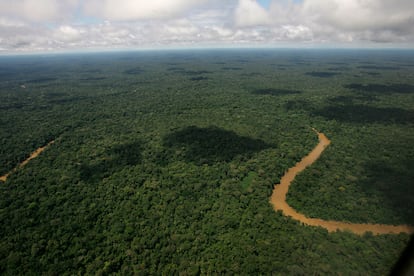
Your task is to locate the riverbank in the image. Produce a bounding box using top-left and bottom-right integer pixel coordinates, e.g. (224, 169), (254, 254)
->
(0, 140), (55, 182)
(270, 130), (414, 235)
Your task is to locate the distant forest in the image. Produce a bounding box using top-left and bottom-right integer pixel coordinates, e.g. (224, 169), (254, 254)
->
(0, 49), (413, 274)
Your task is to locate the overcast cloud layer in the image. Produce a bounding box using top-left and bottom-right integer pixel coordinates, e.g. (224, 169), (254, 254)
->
(0, 0), (413, 53)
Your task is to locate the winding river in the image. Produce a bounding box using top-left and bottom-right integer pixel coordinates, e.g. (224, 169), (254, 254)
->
(1, 135), (413, 235)
(270, 130), (414, 235)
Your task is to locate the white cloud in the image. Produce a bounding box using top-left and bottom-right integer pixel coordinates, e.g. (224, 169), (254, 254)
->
(281, 25), (313, 41)
(234, 0), (414, 45)
(268, 0), (303, 25)
(234, 0), (271, 27)
(210, 26), (234, 38)
(301, 0), (414, 31)
(163, 19), (199, 36)
(0, 17), (26, 27)
(83, 0), (209, 21)
(55, 25), (83, 42)
(0, 0), (413, 53)
(0, 0), (79, 22)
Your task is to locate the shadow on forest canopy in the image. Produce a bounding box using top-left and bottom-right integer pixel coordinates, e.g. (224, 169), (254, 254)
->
(80, 141), (142, 182)
(361, 158), (414, 224)
(313, 104), (414, 124)
(163, 126), (273, 165)
(190, 76), (209, 81)
(327, 95), (378, 104)
(252, 88), (302, 96)
(284, 96), (413, 125)
(305, 72), (339, 78)
(357, 65), (400, 70)
(169, 69), (211, 76)
(123, 67), (145, 75)
(284, 99), (313, 111)
(344, 83), (414, 95)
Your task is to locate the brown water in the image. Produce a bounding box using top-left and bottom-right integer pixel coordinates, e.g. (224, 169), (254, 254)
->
(0, 140), (55, 182)
(270, 131), (414, 235)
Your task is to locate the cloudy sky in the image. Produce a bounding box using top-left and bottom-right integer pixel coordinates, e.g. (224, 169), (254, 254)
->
(0, 0), (413, 53)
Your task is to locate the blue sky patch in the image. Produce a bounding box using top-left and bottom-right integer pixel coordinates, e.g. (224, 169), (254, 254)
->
(257, 0), (271, 9)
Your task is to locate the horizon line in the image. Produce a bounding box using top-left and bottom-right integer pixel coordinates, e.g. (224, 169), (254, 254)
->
(1, 45), (414, 57)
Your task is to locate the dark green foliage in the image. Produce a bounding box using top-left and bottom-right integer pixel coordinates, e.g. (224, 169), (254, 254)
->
(390, 236), (414, 275)
(0, 49), (413, 274)
(190, 76), (208, 81)
(241, 171), (257, 191)
(284, 99), (313, 111)
(222, 67), (242, 70)
(365, 72), (381, 76)
(163, 126), (273, 165)
(357, 65), (400, 70)
(288, 126), (414, 225)
(252, 88), (302, 96)
(80, 141), (143, 182)
(344, 83), (414, 94)
(25, 77), (58, 84)
(328, 94), (378, 104)
(174, 70), (211, 76)
(167, 67), (185, 71)
(313, 104), (414, 124)
(328, 66), (349, 71)
(305, 71), (339, 78)
(123, 67), (145, 75)
(79, 77), (107, 81)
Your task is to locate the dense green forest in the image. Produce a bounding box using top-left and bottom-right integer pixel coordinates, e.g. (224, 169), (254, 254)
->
(0, 49), (413, 274)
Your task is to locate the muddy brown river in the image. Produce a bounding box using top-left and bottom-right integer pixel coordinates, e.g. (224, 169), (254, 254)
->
(2, 136), (413, 235)
(0, 140), (54, 182)
(270, 130), (414, 235)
